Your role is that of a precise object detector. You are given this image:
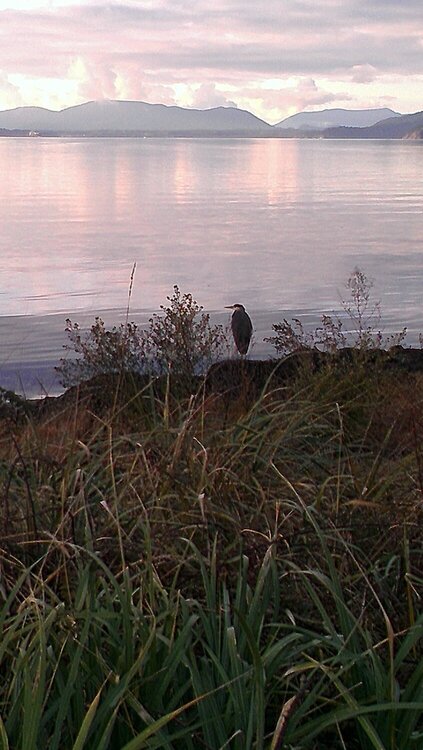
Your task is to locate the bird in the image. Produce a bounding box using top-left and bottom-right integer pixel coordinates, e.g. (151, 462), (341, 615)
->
(225, 304), (253, 355)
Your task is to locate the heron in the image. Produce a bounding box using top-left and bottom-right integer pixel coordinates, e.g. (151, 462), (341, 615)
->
(226, 304), (253, 355)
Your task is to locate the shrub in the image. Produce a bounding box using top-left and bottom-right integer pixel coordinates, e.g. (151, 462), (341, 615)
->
(56, 286), (229, 388)
(56, 317), (147, 389)
(144, 285), (228, 378)
(265, 268), (407, 356)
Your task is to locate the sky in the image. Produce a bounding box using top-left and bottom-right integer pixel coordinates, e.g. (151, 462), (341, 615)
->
(0, 0), (422, 123)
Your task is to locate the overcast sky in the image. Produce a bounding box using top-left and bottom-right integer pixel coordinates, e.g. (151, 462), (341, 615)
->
(0, 0), (422, 123)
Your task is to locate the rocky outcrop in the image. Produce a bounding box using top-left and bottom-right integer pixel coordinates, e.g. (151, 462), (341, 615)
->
(2, 347), (423, 422)
(205, 347), (423, 396)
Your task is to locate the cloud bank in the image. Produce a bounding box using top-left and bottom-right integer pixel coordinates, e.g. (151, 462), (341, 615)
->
(0, 0), (422, 121)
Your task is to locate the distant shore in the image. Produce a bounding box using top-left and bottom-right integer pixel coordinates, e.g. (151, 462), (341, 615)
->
(1, 129), (423, 139)
(0, 128), (335, 139)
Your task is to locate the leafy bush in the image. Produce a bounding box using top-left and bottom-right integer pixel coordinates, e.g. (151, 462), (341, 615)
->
(266, 268), (407, 356)
(56, 317), (147, 389)
(144, 285), (228, 378)
(56, 286), (229, 388)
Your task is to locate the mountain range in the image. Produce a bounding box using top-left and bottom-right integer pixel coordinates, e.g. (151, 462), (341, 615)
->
(0, 100), (271, 134)
(275, 107), (400, 130)
(322, 110), (423, 139)
(0, 100), (421, 138)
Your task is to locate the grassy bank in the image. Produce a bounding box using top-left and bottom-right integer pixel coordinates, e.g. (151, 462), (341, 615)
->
(0, 351), (422, 749)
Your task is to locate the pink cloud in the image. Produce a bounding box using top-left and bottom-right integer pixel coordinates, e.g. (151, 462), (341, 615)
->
(290, 78), (352, 108)
(189, 83), (238, 109)
(0, 2), (421, 118)
(0, 71), (21, 108)
(350, 64), (379, 84)
(72, 60), (119, 101)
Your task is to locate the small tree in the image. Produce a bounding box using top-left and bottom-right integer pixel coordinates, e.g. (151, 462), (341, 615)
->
(144, 285), (228, 377)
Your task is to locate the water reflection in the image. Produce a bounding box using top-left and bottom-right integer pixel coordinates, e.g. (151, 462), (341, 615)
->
(0, 136), (422, 331)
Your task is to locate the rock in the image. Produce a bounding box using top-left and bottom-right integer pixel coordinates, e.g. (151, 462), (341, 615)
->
(387, 346), (423, 371)
(205, 347), (423, 396)
(205, 351), (322, 396)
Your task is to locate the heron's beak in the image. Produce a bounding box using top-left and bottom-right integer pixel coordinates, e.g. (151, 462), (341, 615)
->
(225, 305), (234, 309)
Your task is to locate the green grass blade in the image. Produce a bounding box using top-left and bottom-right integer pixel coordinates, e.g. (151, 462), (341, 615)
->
(71, 685), (102, 750)
(0, 715), (9, 750)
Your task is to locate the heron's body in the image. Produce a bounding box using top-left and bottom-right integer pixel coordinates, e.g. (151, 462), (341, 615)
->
(226, 304), (253, 355)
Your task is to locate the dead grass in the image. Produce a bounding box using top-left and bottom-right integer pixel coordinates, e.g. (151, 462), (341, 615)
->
(0, 357), (422, 611)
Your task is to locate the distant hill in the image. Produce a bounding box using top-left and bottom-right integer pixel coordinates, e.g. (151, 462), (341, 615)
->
(323, 111), (423, 139)
(0, 127), (30, 137)
(275, 108), (400, 130)
(0, 100), (272, 134)
(1, 100), (421, 139)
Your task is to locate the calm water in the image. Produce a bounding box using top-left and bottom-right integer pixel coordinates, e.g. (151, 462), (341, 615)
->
(0, 137), (422, 394)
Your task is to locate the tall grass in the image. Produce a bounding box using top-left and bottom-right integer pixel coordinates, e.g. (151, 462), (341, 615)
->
(1, 526), (421, 748)
(0, 358), (422, 748)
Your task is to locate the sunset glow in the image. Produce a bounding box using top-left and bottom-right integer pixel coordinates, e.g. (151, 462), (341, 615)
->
(0, 0), (421, 122)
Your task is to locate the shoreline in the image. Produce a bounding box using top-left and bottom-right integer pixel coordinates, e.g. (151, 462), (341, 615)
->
(1, 306), (422, 398)
(0, 307), (287, 397)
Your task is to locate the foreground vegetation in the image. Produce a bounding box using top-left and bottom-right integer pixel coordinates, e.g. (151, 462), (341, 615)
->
(0, 272), (422, 749)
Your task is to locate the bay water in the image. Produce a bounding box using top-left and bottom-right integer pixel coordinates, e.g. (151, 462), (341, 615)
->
(0, 137), (422, 396)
